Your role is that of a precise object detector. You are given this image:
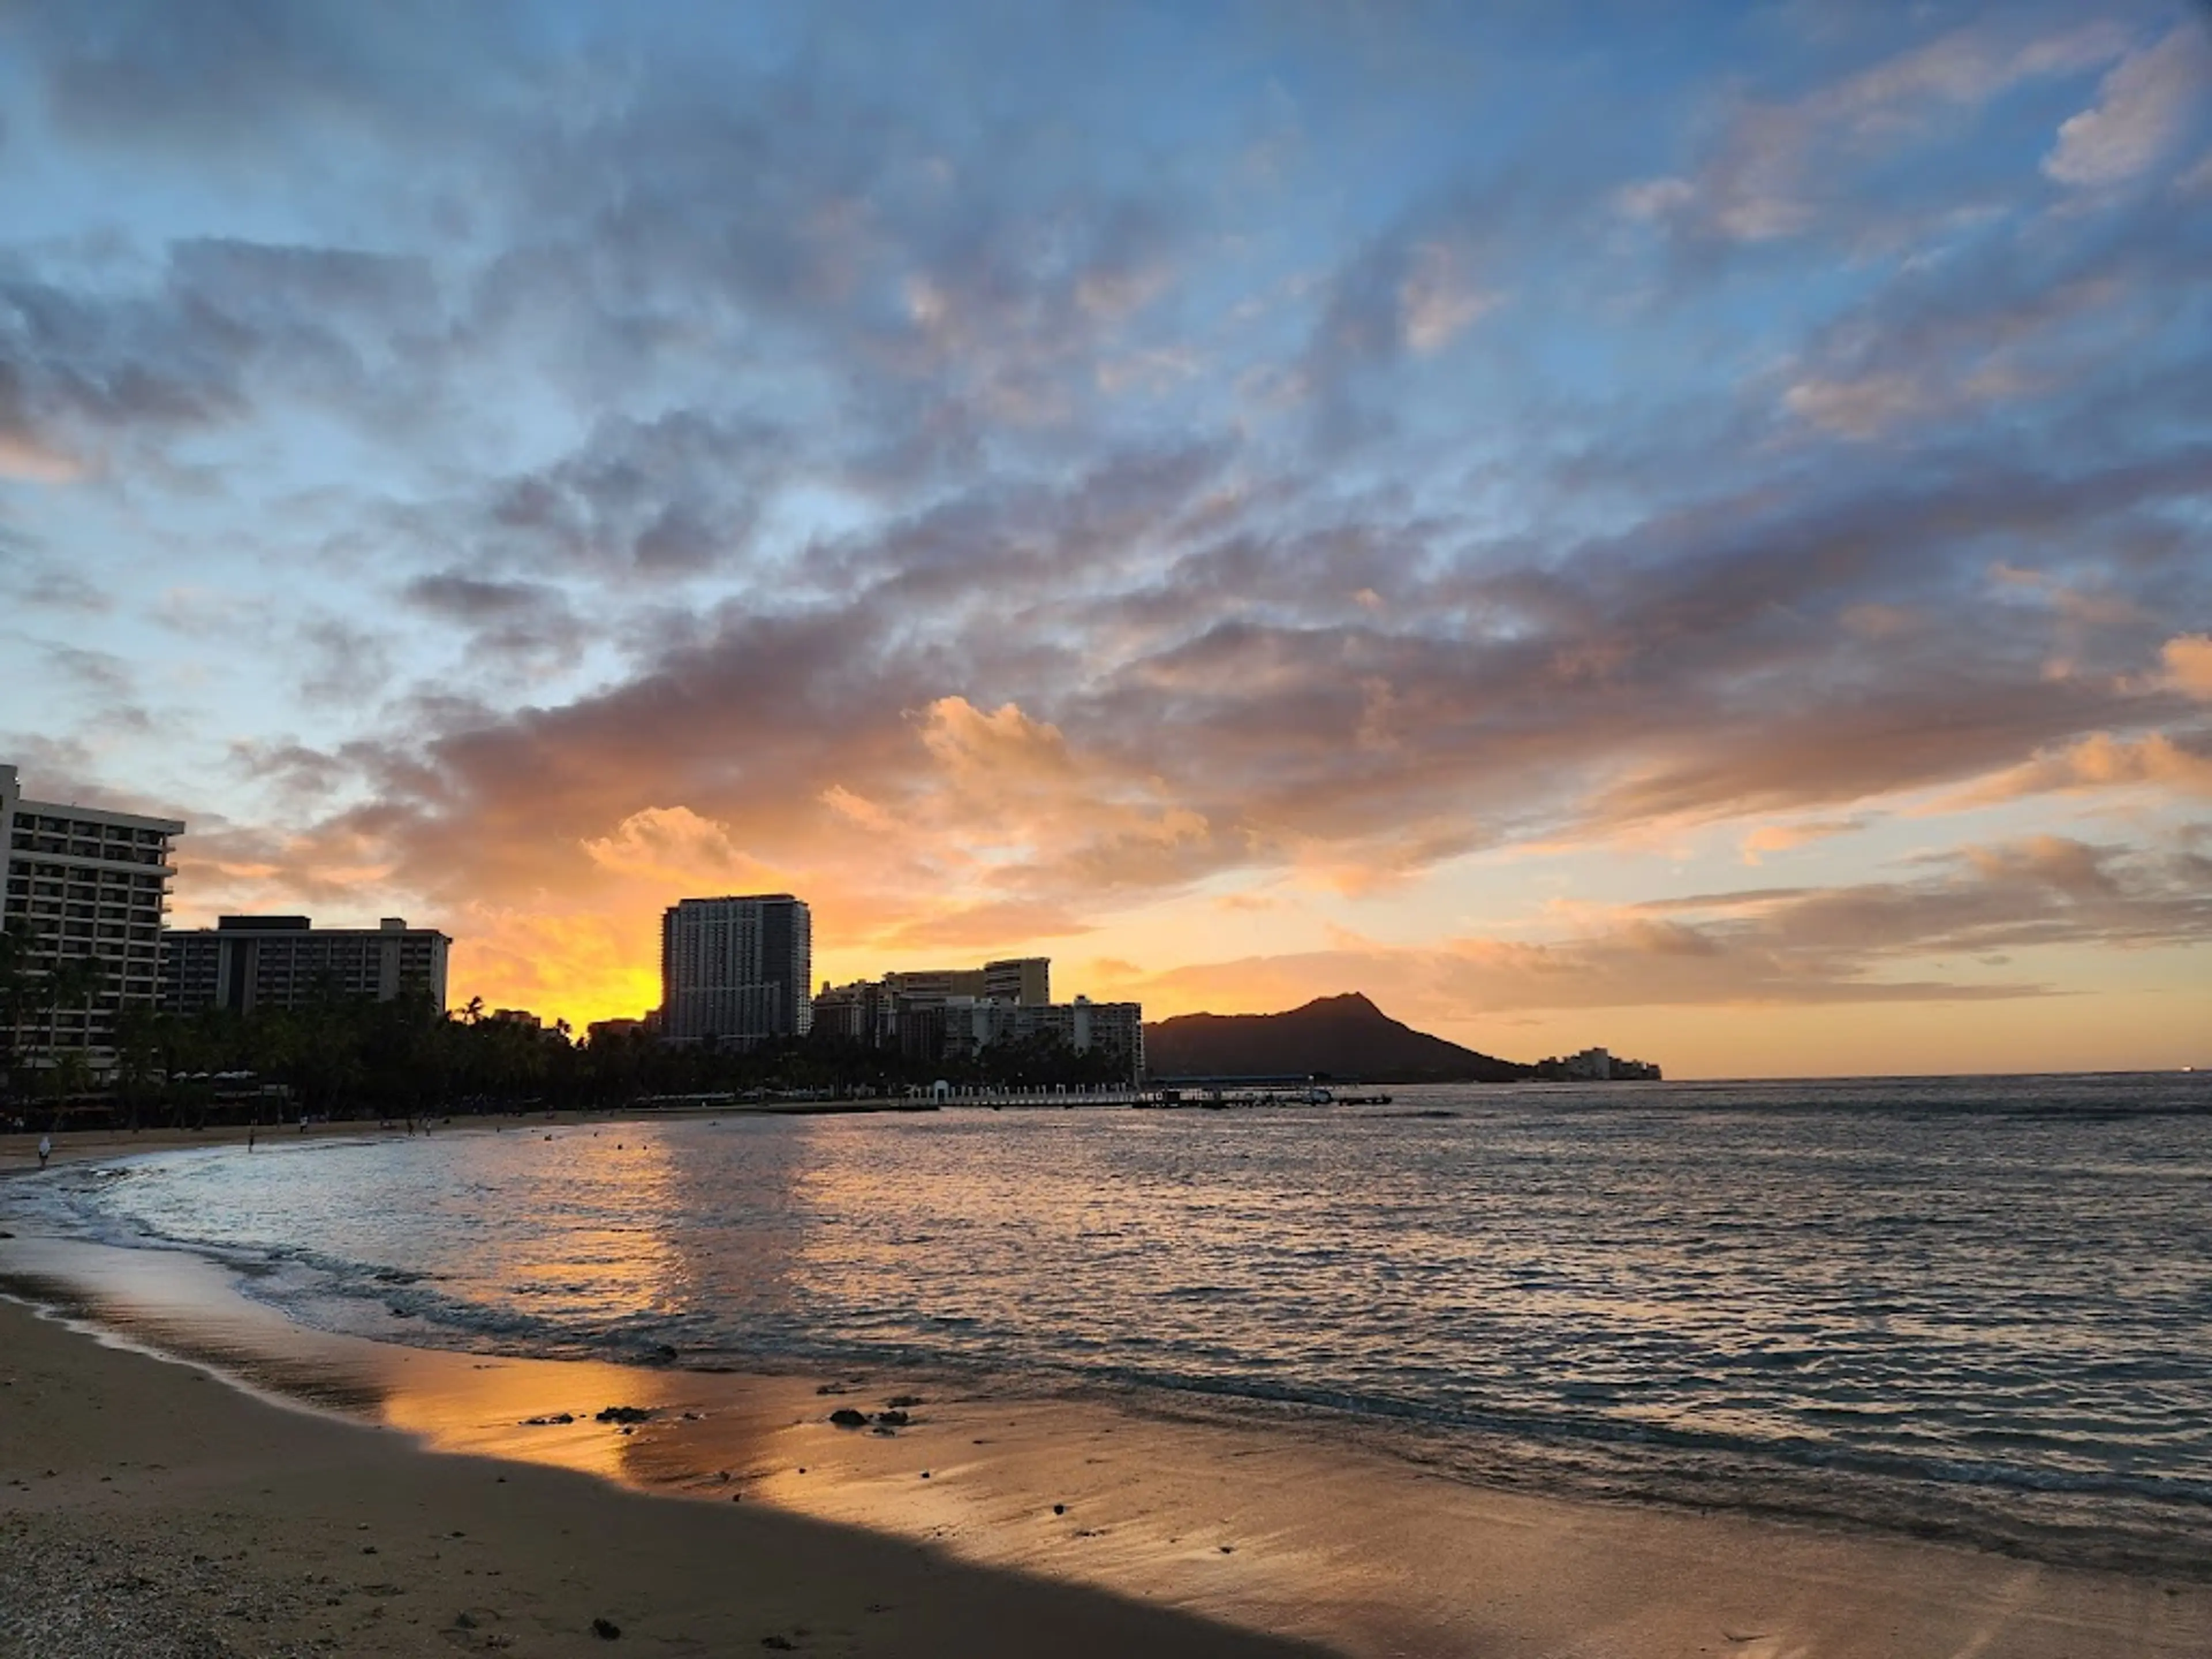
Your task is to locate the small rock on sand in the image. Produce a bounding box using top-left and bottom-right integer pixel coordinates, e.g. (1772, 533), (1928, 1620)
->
(592, 1614), (622, 1638)
(828, 1408), (869, 1429)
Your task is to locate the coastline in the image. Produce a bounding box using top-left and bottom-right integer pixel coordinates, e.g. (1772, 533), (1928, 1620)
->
(0, 1289), (1323, 1659)
(2, 1226), (2206, 1657)
(0, 1103), (925, 1177)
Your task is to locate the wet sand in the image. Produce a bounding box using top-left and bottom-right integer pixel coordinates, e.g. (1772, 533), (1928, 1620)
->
(2, 1223), (2206, 1659)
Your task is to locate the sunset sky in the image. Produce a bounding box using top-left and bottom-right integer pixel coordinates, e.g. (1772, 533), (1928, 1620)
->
(3, 1), (2209, 1077)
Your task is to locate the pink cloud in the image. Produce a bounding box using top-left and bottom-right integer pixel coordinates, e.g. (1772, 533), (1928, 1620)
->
(2044, 24), (2212, 188)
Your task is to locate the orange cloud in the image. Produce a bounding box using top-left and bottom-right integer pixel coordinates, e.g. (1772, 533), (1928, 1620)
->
(1944, 732), (2212, 805)
(2164, 634), (2212, 699)
(1741, 818), (1868, 864)
(581, 805), (785, 889)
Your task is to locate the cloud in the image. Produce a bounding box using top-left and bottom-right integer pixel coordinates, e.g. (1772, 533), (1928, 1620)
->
(2044, 23), (2212, 188)
(1774, 229), (2164, 441)
(1942, 730), (2212, 805)
(2164, 634), (2212, 699)
(5, 0), (2210, 1037)
(1626, 19), (2133, 245)
(919, 698), (1075, 783)
(580, 805), (784, 890)
(876, 899), (1096, 950)
(1130, 832), (2211, 1021)
(1397, 242), (1502, 354)
(184, 429), (2212, 1016)
(1741, 819), (1868, 864)
(400, 571), (584, 661)
(0, 236), (446, 485)
(0, 427), (85, 483)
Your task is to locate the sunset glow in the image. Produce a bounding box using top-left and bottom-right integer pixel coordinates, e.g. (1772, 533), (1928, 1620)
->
(3, 3), (2208, 1075)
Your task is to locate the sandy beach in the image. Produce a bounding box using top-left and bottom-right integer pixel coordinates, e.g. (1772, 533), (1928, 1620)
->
(2, 1195), (2207, 1659)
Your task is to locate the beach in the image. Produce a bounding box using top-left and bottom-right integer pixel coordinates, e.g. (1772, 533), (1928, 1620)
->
(7, 1085), (2212, 1656)
(3, 1228), (2207, 1656)
(0, 1290), (1331, 1658)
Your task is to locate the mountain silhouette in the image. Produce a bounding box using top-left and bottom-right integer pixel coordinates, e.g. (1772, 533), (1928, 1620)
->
(1143, 992), (1528, 1082)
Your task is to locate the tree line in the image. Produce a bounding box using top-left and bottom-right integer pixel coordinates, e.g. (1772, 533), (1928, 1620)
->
(2, 936), (1132, 1128)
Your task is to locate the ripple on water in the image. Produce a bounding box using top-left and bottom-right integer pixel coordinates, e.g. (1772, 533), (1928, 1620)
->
(12, 1072), (2212, 1576)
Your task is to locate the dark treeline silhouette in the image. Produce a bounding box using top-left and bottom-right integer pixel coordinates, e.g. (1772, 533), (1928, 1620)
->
(2, 956), (1132, 1131)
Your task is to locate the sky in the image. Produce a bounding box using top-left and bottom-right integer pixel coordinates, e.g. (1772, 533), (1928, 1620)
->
(2, 0), (2209, 1078)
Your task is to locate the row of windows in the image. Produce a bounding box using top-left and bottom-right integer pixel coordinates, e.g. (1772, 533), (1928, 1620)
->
(6, 904), (168, 926)
(6, 866), (169, 889)
(7, 839), (172, 866)
(9, 815), (169, 842)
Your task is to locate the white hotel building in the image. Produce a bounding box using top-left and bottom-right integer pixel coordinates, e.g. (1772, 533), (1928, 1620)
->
(1, 762), (184, 1068)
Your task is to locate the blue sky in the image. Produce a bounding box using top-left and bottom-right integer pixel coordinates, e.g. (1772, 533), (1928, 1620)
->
(3, 0), (2209, 1074)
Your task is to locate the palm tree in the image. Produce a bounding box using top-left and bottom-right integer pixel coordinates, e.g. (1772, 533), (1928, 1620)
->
(0, 927), (26, 1075)
(40, 959), (72, 1059)
(47, 957), (108, 1059)
(111, 1003), (166, 1130)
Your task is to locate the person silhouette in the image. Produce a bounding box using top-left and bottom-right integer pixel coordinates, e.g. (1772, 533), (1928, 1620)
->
(37, 1134), (52, 1169)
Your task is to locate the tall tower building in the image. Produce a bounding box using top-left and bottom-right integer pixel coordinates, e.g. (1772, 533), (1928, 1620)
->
(660, 894), (812, 1047)
(1, 762), (184, 1069)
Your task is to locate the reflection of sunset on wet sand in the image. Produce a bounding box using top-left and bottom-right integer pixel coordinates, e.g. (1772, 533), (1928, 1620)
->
(5, 2), (2212, 1651)
(9, 1233), (2203, 1657)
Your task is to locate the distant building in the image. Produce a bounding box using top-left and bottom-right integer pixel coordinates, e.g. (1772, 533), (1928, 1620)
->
(937, 993), (1146, 1084)
(661, 894), (812, 1047)
(983, 957), (1050, 1005)
(815, 958), (1056, 1058)
(488, 1007), (541, 1028)
(585, 1016), (647, 1044)
(882, 957), (1050, 1007)
(1531, 1046), (1662, 1082)
(161, 915), (450, 1017)
(812, 976), (895, 1047)
(1, 762), (184, 1068)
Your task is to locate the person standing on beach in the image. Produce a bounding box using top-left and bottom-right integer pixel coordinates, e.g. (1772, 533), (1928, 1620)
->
(37, 1134), (51, 1169)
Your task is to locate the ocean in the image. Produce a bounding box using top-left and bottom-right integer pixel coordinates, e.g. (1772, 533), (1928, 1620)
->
(7, 1073), (2210, 1577)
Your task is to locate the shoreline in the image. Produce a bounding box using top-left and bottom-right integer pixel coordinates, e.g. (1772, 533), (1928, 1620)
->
(9, 1111), (2212, 1590)
(0, 1286), (1323, 1659)
(0, 1102), (931, 1177)
(2, 1230), (2206, 1656)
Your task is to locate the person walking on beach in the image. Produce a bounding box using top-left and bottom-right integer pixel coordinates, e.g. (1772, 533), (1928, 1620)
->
(37, 1134), (51, 1169)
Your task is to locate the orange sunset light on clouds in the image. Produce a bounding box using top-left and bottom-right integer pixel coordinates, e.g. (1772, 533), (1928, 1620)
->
(4, 3), (2210, 1077)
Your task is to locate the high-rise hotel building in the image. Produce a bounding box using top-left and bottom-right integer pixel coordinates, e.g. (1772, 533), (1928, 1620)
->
(161, 915), (450, 1017)
(660, 893), (812, 1047)
(1, 762), (184, 1066)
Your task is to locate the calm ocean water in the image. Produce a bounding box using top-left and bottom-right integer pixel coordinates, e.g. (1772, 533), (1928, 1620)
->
(10, 1074), (2212, 1574)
